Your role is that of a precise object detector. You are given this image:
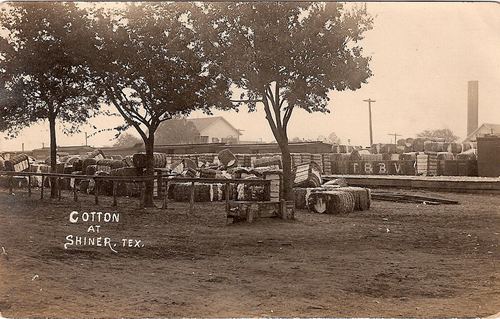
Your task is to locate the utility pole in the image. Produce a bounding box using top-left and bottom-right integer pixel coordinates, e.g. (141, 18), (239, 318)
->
(85, 132), (88, 146)
(363, 98), (376, 146)
(388, 132), (402, 145)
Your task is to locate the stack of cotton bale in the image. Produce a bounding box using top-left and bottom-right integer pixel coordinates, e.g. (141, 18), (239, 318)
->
(321, 153), (333, 175)
(311, 154), (323, 172)
(109, 167), (143, 197)
(293, 162), (322, 188)
(290, 153), (302, 168)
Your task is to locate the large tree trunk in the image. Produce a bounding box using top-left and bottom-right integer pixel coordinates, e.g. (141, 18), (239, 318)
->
(143, 135), (155, 207)
(278, 139), (294, 201)
(48, 115), (57, 198)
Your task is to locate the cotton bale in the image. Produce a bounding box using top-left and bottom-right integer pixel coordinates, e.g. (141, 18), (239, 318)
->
(307, 189), (355, 214)
(4, 154), (30, 172)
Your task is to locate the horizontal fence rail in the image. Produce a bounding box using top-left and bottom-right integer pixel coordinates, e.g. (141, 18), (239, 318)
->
(0, 171), (272, 212)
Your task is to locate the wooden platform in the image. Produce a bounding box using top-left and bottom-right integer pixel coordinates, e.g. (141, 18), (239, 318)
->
(322, 175), (500, 193)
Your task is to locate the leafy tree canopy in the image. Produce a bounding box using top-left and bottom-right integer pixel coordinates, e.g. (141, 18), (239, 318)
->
(196, 2), (373, 200)
(0, 2), (101, 137)
(113, 132), (142, 148)
(416, 128), (459, 143)
(156, 118), (200, 145)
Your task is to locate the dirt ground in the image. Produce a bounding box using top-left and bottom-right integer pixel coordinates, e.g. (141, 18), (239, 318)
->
(0, 188), (498, 318)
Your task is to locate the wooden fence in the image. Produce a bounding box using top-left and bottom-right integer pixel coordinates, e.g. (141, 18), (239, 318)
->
(0, 171), (271, 214)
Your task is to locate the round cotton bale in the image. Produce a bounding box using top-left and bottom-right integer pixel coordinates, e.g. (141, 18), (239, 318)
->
(86, 165), (98, 176)
(342, 187), (370, 211)
(218, 149), (237, 168)
(96, 159), (126, 170)
(307, 190), (355, 214)
(447, 142), (462, 154)
(132, 153), (147, 169)
(82, 158), (97, 173)
(95, 171), (113, 195)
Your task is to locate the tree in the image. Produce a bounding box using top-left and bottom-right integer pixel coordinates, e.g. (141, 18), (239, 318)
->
(197, 3), (373, 201)
(416, 128), (459, 142)
(0, 3), (101, 197)
(89, 3), (232, 206)
(328, 132), (342, 144)
(155, 118), (200, 145)
(113, 132), (142, 148)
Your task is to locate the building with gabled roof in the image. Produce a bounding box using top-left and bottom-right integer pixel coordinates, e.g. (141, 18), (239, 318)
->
(463, 123), (500, 143)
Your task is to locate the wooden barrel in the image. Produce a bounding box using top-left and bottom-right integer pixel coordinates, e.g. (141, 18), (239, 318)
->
(218, 149), (237, 168)
(4, 154), (30, 172)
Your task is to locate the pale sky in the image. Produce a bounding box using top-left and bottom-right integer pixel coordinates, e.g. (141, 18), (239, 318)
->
(1, 2), (499, 151)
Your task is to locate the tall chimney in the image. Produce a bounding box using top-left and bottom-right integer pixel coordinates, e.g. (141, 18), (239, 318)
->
(467, 80), (479, 136)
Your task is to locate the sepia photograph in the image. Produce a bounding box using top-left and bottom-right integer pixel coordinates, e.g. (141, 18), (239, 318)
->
(0, 1), (499, 318)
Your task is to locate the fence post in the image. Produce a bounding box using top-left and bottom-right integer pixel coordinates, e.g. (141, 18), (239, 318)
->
(28, 175), (32, 197)
(73, 178), (78, 202)
(157, 171), (163, 199)
(94, 178), (99, 205)
(57, 177), (61, 201)
(40, 175), (45, 199)
(162, 180), (169, 209)
(225, 182), (230, 215)
(190, 181), (195, 213)
(139, 181), (145, 208)
(112, 180), (117, 207)
(8, 176), (13, 194)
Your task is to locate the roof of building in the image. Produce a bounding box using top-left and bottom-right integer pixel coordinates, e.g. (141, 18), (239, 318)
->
(162, 116), (241, 135)
(464, 123), (500, 142)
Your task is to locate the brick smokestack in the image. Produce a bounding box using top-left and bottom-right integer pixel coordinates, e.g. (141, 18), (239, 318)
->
(467, 80), (479, 136)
